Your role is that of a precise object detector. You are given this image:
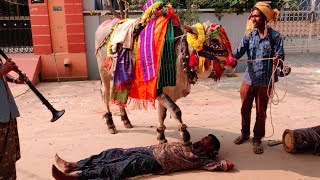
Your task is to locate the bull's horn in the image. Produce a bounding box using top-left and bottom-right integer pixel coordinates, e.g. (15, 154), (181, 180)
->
(181, 25), (198, 35)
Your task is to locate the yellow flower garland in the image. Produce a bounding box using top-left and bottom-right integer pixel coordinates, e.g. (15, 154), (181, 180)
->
(186, 23), (205, 51)
(141, 2), (163, 23)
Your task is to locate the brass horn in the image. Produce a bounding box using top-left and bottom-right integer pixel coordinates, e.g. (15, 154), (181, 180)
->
(0, 49), (65, 122)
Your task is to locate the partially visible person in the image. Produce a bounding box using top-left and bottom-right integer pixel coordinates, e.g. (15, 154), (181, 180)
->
(232, 2), (284, 154)
(52, 134), (234, 180)
(0, 58), (25, 179)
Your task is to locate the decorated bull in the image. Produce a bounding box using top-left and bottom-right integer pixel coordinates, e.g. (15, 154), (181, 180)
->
(95, 1), (237, 145)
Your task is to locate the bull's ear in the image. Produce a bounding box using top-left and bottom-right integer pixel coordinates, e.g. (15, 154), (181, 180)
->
(181, 25), (198, 35)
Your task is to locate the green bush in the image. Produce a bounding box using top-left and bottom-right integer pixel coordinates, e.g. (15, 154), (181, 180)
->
(127, 0), (297, 22)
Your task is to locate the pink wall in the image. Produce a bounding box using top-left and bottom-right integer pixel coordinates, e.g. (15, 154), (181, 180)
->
(29, 0), (87, 81)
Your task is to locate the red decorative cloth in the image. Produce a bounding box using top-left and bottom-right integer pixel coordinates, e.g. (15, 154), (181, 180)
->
(212, 60), (224, 80)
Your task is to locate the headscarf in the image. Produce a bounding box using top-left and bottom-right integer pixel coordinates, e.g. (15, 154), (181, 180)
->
(245, 2), (280, 34)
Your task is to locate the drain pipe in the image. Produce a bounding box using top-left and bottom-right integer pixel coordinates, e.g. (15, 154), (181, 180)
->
(53, 46), (62, 83)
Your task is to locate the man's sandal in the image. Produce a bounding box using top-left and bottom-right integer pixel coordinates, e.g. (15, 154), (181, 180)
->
(253, 142), (264, 154)
(234, 135), (250, 145)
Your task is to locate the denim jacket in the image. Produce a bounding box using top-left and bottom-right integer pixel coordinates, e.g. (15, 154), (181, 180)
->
(233, 28), (285, 86)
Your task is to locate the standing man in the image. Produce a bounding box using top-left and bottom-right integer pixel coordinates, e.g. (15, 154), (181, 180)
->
(233, 2), (284, 154)
(0, 58), (24, 179)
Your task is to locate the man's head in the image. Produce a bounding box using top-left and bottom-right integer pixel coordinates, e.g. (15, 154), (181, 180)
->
(250, 7), (267, 28)
(245, 2), (280, 34)
(253, 2), (279, 23)
(197, 134), (221, 158)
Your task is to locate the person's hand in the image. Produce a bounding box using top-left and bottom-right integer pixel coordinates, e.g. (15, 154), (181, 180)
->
(14, 73), (28, 84)
(20, 73), (29, 82)
(1, 60), (17, 74)
(13, 74), (27, 84)
(273, 55), (282, 67)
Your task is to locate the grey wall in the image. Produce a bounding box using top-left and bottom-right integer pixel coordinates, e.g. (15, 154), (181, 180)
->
(84, 15), (100, 80)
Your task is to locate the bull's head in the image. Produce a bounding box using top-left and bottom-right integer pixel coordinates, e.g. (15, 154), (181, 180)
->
(181, 22), (237, 82)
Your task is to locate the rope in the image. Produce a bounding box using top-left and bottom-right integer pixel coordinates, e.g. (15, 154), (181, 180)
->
(174, 34), (186, 40)
(239, 57), (289, 138)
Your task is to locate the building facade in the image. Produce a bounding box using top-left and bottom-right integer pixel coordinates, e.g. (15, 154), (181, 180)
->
(0, 0), (87, 81)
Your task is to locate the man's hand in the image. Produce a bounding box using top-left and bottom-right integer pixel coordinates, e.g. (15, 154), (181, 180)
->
(1, 60), (17, 74)
(273, 55), (282, 67)
(17, 73), (28, 83)
(12, 73), (28, 84)
(13, 75), (27, 84)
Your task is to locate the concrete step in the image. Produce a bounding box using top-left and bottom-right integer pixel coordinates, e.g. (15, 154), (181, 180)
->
(7, 54), (41, 85)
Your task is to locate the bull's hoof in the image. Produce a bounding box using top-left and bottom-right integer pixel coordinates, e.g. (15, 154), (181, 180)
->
(108, 127), (118, 134)
(180, 130), (192, 146)
(122, 120), (133, 129)
(157, 132), (167, 143)
(157, 126), (167, 144)
(121, 114), (133, 128)
(103, 112), (117, 134)
(179, 124), (191, 146)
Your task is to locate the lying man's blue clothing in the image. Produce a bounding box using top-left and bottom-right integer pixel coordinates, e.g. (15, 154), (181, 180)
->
(77, 146), (163, 180)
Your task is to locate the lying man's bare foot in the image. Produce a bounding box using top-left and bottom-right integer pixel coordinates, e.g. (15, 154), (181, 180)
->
(55, 153), (78, 173)
(52, 164), (77, 180)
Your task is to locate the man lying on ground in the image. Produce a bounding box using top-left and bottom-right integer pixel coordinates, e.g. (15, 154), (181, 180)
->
(52, 134), (234, 180)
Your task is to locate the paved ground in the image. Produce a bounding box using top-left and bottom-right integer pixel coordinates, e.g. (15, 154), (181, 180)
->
(9, 52), (320, 180)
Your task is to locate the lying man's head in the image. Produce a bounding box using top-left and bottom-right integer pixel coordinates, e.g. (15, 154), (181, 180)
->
(196, 134), (221, 158)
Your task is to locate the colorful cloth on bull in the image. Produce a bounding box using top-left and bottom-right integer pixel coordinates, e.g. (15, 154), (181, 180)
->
(110, 18), (140, 52)
(107, 19), (139, 107)
(129, 15), (170, 107)
(139, 20), (157, 81)
(157, 19), (176, 90)
(111, 49), (133, 107)
(103, 2), (180, 108)
(101, 18), (121, 70)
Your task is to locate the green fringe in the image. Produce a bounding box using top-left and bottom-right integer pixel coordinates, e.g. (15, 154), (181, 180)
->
(157, 19), (176, 90)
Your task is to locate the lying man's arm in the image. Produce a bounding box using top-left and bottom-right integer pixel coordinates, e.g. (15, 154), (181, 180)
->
(201, 160), (234, 172)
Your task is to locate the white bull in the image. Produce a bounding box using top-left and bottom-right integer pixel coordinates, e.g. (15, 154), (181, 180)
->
(95, 18), (236, 145)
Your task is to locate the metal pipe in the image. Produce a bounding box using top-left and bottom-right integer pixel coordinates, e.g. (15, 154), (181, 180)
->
(53, 46), (62, 83)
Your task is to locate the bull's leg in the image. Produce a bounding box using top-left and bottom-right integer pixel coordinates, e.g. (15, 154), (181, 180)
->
(119, 107), (133, 128)
(103, 112), (117, 134)
(96, 51), (117, 134)
(156, 93), (191, 146)
(99, 74), (117, 134)
(157, 103), (168, 144)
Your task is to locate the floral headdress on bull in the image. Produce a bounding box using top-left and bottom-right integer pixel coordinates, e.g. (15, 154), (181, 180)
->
(181, 22), (237, 82)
